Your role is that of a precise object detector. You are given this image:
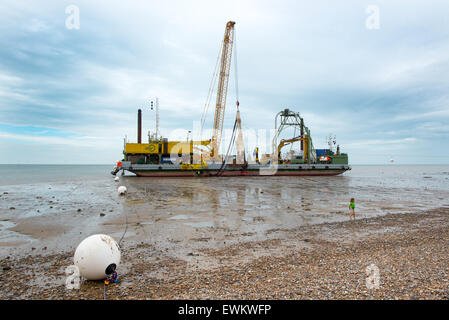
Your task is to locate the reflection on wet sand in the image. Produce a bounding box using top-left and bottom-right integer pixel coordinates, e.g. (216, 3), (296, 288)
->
(109, 169), (449, 260)
(118, 176), (354, 249)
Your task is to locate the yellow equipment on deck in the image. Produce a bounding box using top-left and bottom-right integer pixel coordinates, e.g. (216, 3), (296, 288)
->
(180, 160), (208, 170)
(277, 136), (309, 163)
(125, 141), (210, 155)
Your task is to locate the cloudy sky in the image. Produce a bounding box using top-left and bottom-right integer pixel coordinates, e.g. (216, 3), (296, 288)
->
(0, 0), (448, 164)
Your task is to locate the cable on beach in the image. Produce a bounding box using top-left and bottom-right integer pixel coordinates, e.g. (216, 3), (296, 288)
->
(118, 212), (128, 248)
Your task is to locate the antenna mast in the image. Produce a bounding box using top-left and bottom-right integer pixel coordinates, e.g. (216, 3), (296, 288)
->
(156, 97), (159, 140)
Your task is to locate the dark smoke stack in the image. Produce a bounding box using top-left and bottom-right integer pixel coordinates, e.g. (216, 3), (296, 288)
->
(137, 109), (142, 144)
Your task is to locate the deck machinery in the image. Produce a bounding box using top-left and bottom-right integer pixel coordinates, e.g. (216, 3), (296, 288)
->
(112, 21), (350, 177)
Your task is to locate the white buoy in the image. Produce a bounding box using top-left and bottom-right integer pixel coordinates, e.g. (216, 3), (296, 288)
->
(74, 234), (121, 280)
(117, 186), (127, 195)
(114, 176), (120, 182)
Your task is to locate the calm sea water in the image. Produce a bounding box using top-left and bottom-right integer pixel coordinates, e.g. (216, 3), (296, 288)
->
(1, 164), (448, 190)
(0, 165), (113, 186)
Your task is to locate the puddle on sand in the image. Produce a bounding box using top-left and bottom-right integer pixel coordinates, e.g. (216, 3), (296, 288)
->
(184, 221), (214, 228)
(0, 221), (15, 229)
(168, 215), (196, 220)
(0, 220), (33, 246)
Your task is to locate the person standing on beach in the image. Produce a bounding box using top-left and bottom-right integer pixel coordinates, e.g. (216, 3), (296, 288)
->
(349, 198), (355, 221)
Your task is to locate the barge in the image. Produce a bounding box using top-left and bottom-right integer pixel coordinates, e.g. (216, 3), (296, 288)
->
(112, 21), (350, 177)
(112, 108), (350, 177)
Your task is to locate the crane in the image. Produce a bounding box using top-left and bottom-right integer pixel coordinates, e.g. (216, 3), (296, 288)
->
(273, 109), (316, 164)
(211, 21), (236, 160)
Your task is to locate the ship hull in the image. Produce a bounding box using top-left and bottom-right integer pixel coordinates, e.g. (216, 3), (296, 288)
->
(132, 170), (346, 177)
(119, 162), (350, 178)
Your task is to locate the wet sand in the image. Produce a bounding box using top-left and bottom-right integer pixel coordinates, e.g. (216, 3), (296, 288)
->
(1, 207), (448, 299)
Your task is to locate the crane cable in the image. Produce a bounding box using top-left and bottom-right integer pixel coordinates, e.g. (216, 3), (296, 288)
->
(200, 34), (225, 135)
(289, 126), (297, 153)
(104, 193), (131, 300)
(233, 28), (239, 109)
(232, 28), (246, 162)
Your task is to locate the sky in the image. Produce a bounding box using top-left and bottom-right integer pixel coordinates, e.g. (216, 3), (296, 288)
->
(0, 0), (448, 164)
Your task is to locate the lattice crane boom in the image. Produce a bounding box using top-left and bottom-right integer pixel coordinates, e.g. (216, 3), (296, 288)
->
(211, 21), (235, 159)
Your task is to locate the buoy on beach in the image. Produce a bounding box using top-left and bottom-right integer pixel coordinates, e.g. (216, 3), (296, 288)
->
(74, 234), (121, 280)
(114, 177), (119, 182)
(117, 186), (127, 195)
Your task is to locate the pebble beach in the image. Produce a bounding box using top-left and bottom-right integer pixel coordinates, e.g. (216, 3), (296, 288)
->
(1, 207), (449, 299)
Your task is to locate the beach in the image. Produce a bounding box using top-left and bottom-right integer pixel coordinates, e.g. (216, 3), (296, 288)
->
(0, 165), (449, 299)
